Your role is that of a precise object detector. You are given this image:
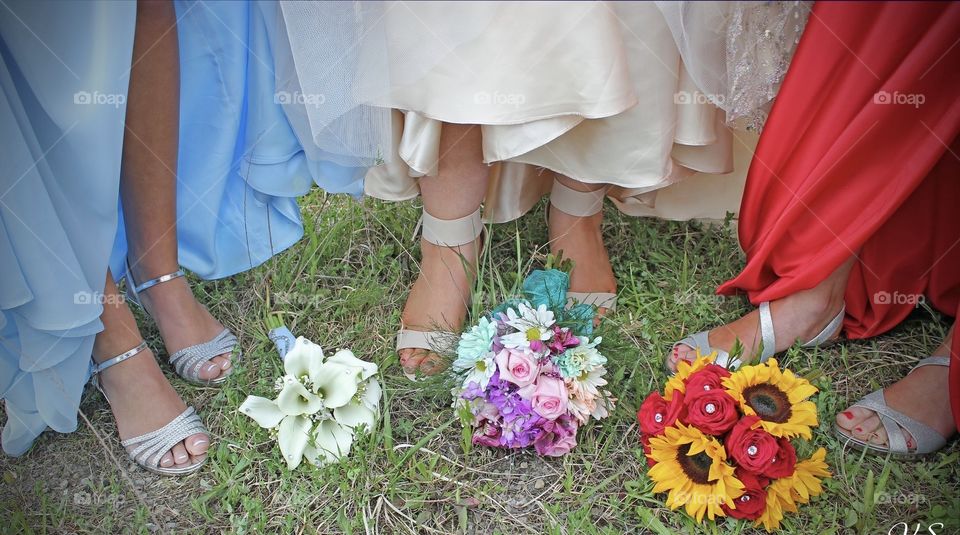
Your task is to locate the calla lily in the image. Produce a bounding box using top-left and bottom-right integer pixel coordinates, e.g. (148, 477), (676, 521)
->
(311, 362), (360, 408)
(239, 396), (285, 428)
(277, 414), (313, 470)
(304, 419), (354, 467)
(276, 379), (325, 415)
(283, 337), (326, 379)
(360, 378), (382, 412)
(326, 349), (378, 381)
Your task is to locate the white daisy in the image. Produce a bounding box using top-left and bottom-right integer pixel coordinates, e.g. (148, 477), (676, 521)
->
(500, 302), (555, 351)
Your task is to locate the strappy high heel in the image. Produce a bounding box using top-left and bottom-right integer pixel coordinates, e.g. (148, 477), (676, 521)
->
(91, 342), (208, 476)
(671, 301), (845, 373)
(125, 261), (239, 385)
(549, 180), (618, 312)
(397, 207), (484, 380)
(835, 356), (951, 458)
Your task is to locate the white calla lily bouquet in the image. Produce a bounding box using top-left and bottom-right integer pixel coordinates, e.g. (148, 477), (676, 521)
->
(240, 326), (381, 469)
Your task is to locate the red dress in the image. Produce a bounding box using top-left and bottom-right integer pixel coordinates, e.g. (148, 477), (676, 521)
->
(717, 2), (960, 428)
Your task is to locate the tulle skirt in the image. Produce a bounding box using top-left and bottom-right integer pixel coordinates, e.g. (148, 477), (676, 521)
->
(360, 2), (751, 222)
(0, 0), (359, 455)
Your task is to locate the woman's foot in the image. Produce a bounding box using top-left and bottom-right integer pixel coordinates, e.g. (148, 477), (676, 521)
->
(399, 236), (481, 377)
(548, 179), (617, 317)
(129, 264), (232, 382)
(835, 328), (955, 450)
(669, 260), (851, 372)
(93, 334), (209, 469)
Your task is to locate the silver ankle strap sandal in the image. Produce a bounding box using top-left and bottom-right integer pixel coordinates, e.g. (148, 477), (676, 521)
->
(835, 356), (950, 458)
(550, 180), (618, 313)
(91, 342), (208, 476)
(671, 302), (846, 372)
(126, 260), (239, 385)
(397, 207), (484, 380)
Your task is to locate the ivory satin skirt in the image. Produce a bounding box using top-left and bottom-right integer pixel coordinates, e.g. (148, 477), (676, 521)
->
(361, 1), (752, 222)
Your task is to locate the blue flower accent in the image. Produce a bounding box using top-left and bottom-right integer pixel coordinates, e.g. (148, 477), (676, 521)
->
(522, 269), (569, 310)
(563, 303), (594, 337)
(453, 316), (497, 370)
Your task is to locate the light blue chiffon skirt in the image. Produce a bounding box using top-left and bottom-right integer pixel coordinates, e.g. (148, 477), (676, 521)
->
(0, 1), (363, 456)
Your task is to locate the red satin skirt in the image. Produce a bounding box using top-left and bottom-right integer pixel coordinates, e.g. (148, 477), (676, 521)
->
(717, 1), (960, 429)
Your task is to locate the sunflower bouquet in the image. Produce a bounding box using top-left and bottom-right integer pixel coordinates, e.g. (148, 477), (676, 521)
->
(450, 259), (615, 457)
(637, 353), (830, 531)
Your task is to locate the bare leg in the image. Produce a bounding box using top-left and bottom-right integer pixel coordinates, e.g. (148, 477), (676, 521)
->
(836, 325), (956, 449)
(670, 257), (854, 372)
(400, 123), (488, 376)
(121, 0), (230, 381)
(548, 173), (617, 316)
(93, 271), (208, 468)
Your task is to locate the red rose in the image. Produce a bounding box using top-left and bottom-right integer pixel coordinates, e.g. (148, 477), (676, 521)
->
(640, 434), (656, 467)
(685, 364), (731, 396)
(726, 416), (779, 474)
(683, 388), (739, 435)
(722, 468), (769, 520)
(637, 391), (685, 436)
(762, 437), (797, 479)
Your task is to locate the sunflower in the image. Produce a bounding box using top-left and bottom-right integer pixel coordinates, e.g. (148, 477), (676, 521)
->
(648, 423), (744, 522)
(756, 448), (830, 531)
(722, 358), (818, 439)
(664, 349), (717, 401)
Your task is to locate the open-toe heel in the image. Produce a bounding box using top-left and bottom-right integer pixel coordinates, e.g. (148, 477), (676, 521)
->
(125, 260), (239, 386)
(669, 301), (846, 373)
(548, 179), (618, 313)
(91, 342), (208, 476)
(397, 207), (484, 380)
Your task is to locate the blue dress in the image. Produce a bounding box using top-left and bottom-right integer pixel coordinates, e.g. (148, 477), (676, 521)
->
(0, 1), (364, 456)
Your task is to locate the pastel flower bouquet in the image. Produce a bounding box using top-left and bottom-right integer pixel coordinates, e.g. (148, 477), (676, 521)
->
(638, 353), (830, 531)
(451, 257), (615, 457)
(239, 322), (381, 470)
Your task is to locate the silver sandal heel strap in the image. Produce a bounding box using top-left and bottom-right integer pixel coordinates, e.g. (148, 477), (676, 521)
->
(566, 292), (618, 312)
(90, 342), (150, 399)
(849, 390), (947, 455)
(169, 328), (238, 385)
(550, 180), (607, 217)
(757, 301), (777, 362)
(802, 304), (845, 347)
(120, 406), (207, 472)
(417, 207), (484, 247)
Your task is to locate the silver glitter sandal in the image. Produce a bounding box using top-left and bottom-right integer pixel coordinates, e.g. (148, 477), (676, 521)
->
(549, 180), (618, 313)
(670, 301), (845, 373)
(834, 356), (951, 459)
(91, 342), (208, 476)
(125, 261), (239, 385)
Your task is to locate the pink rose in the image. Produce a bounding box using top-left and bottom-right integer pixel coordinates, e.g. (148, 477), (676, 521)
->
(495, 349), (540, 387)
(532, 376), (569, 419)
(473, 419), (503, 447)
(534, 414), (579, 457)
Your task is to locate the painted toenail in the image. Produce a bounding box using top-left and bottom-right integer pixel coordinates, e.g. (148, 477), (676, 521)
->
(855, 426), (862, 432)
(843, 411), (854, 419)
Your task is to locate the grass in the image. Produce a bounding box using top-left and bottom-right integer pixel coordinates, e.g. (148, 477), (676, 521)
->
(1, 191), (958, 534)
